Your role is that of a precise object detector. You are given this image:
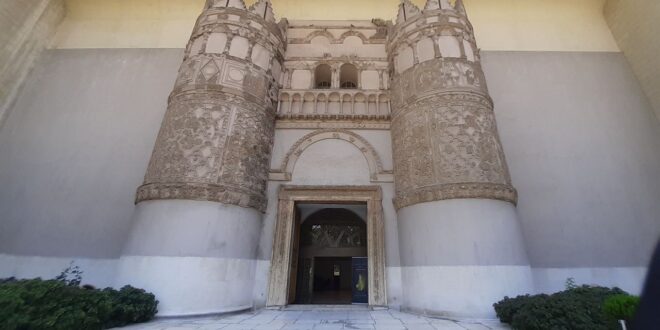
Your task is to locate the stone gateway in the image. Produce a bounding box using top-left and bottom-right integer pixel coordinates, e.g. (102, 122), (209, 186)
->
(1, 0), (659, 320)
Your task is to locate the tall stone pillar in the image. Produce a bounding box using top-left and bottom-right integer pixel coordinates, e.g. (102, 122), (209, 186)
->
(389, 0), (532, 317)
(115, 0), (286, 316)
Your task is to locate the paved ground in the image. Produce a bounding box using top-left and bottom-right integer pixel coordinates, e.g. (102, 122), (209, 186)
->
(117, 307), (510, 330)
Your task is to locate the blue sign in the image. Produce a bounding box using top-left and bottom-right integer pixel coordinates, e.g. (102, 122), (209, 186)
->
(352, 257), (368, 304)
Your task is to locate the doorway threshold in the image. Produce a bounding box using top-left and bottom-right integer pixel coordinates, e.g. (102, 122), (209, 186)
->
(284, 304), (370, 311)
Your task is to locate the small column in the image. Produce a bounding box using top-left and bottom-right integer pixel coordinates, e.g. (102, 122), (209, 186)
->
(116, 0), (286, 316)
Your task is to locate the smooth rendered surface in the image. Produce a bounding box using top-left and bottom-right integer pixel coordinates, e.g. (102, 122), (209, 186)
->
(0, 49), (180, 262)
(1, 49), (659, 313)
(605, 0), (660, 119)
(484, 51), (660, 292)
(117, 200), (263, 316)
(397, 199), (533, 317)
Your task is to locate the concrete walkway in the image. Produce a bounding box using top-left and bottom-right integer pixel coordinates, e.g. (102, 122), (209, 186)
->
(117, 307), (509, 330)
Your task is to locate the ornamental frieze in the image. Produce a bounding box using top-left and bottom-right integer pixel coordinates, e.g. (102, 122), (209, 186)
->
(390, 58), (488, 110)
(137, 1), (284, 211)
(140, 91), (275, 211)
(391, 92), (514, 208)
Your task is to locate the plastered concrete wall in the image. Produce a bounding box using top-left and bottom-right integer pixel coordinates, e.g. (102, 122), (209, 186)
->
(483, 51), (660, 293)
(0, 0), (64, 127)
(605, 0), (660, 120)
(2, 49), (658, 296)
(0, 49), (183, 266)
(53, 0), (618, 52)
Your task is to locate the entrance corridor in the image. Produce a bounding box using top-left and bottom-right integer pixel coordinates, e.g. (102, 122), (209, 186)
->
(292, 205), (368, 305)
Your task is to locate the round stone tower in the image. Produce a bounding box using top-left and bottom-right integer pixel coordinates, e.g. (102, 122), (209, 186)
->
(388, 0), (533, 317)
(115, 0), (286, 316)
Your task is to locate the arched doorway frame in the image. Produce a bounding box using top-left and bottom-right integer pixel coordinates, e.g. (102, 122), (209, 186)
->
(266, 185), (387, 307)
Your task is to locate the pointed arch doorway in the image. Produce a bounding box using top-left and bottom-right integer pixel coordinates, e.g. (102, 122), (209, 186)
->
(266, 185), (387, 307)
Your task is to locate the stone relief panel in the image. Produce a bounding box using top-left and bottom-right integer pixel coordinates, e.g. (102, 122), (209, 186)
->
(137, 1), (286, 212)
(390, 57), (487, 110)
(391, 93), (516, 209)
(388, 0), (516, 209)
(138, 91), (275, 211)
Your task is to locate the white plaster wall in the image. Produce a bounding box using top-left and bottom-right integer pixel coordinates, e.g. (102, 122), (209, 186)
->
(290, 139), (371, 185)
(483, 51), (660, 295)
(532, 267), (647, 295)
(0, 0), (64, 126)
(397, 199), (533, 317)
(116, 256), (255, 316)
(270, 129), (393, 171)
(2, 49), (658, 314)
(605, 0), (660, 120)
(0, 49), (182, 271)
(400, 265), (533, 318)
(0, 254), (117, 288)
(117, 200), (263, 316)
(484, 52), (660, 269)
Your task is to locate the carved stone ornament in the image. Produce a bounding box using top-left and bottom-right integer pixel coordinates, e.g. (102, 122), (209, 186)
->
(136, 1), (286, 212)
(270, 129), (393, 182)
(388, 2), (517, 209)
(267, 185), (387, 307)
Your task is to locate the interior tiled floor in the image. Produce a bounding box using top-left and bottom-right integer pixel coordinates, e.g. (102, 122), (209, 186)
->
(116, 306), (510, 330)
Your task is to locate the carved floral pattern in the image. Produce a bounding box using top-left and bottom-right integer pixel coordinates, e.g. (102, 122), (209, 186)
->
(389, 13), (516, 209)
(136, 4), (283, 212)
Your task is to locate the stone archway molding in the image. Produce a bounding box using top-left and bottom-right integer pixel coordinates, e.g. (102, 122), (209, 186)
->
(266, 185), (387, 307)
(269, 129), (393, 182)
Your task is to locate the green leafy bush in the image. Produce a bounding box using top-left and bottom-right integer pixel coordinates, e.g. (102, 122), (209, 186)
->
(0, 278), (158, 330)
(103, 286), (159, 328)
(494, 294), (549, 324)
(493, 285), (626, 330)
(602, 294), (639, 322)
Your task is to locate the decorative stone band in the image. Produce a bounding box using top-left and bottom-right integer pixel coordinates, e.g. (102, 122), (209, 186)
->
(394, 182), (518, 210)
(135, 182), (267, 212)
(390, 58), (489, 112)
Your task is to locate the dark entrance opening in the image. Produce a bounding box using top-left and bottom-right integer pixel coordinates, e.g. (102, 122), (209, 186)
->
(291, 204), (368, 305)
(312, 257), (351, 304)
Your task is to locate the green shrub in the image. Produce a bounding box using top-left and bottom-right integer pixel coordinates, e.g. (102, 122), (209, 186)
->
(493, 285), (626, 330)
(603, 294), (639, 322)
(494, 294), (549, 324)
(0, 278), (158, 330)
(103, 286), (158, 328)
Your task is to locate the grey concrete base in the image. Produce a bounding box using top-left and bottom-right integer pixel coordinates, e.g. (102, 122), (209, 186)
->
(397, 199), (533, 317)
(116, 200), (263, 316)
(532, 266), (647, 295)
(399, 265), (533, 318)
(0, 254), (117, 288)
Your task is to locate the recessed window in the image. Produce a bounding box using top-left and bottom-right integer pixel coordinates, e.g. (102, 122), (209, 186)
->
(315, 64), (332, 89)
(340, 63), (358, 89)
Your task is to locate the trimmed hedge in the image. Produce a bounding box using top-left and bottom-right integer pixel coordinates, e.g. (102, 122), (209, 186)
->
(493, 285), (627, 330)
(0, 278), (158, 330)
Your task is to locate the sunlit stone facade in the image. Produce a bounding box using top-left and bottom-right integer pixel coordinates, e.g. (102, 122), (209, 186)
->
(1, 0), (659, 319)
